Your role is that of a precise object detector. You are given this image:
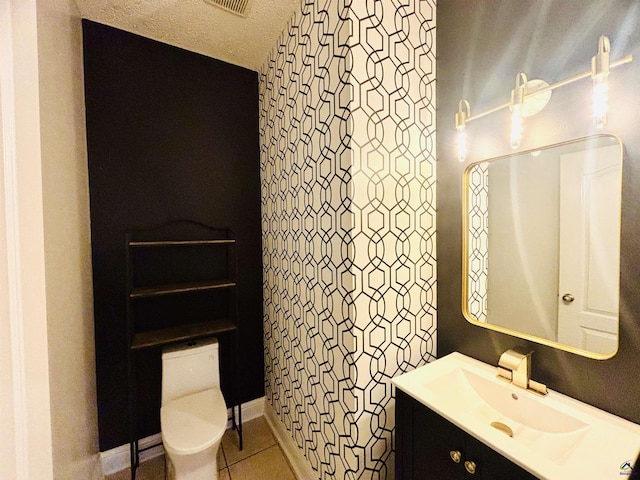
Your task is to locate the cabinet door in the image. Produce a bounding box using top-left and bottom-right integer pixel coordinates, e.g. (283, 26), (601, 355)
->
(396, 390), (466, 479)
(414, 400), (467, 479)
(466, 435), (538, 480)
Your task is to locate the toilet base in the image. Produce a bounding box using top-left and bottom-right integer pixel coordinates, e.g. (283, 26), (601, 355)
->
(165, 443), (219, 480)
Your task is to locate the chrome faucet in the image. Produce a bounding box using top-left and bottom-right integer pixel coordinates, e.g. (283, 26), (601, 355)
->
(497, 349), (548, 396)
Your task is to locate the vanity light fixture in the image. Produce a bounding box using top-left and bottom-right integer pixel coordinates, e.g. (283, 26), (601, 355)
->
(455, 100), (471, 162)
(454, 35), (632, 162)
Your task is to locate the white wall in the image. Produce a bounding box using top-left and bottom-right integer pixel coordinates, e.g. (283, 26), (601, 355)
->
(36, 0), (102, 478)
(0, 0), (53, 478)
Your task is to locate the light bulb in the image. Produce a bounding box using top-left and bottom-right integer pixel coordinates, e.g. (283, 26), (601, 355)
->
(455, 100), (471, 162)
(592, 36), (610, 129)
(457, 125), (467, 162)
(510, 73), (527, 150)
(510, 103), (523, 149)
(593, 74), (609, 129)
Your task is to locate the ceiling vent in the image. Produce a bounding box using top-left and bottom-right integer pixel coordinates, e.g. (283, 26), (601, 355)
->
(204, 0), (251, 17)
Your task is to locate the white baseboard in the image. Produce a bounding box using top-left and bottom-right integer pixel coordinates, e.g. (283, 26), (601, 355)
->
(100, 396), (266, 475)
(264, 403), (317, 480)
(100, 433), (164, 476)
(236, 396), (265, 424)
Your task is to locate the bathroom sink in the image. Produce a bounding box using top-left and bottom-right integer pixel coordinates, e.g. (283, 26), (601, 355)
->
(392, 353), (640, 479)
(424, 368), (588, 464)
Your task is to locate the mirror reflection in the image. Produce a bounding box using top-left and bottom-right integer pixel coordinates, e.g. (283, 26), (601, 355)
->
(463, 135), (622, 358)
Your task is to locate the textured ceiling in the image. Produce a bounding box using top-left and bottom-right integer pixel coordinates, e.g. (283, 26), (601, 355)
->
(75, 0), (300, 71)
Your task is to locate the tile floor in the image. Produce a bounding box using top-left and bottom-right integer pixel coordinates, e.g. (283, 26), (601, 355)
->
(106, 416), (297, 480)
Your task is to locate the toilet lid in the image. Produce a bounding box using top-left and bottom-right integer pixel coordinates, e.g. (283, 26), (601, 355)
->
(161, 388), (228, 455)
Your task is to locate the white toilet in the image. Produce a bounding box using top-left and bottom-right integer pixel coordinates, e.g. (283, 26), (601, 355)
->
(161, 338), (228, 480)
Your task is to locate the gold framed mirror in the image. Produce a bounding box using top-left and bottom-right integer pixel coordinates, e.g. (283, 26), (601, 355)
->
(462, 134), (623, 359)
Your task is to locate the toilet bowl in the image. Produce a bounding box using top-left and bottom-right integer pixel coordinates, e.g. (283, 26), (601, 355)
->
(161, 388), (227, 479)
(161, 338), (227, 480)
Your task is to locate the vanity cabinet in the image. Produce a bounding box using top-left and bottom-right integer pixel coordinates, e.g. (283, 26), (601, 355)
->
(396, 389), (538, 480)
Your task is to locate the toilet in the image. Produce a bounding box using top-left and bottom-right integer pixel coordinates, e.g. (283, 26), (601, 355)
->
(161, 338), (228, 480)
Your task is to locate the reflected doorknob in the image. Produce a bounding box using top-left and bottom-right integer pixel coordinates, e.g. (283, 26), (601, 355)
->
(561, 293), (575, 304)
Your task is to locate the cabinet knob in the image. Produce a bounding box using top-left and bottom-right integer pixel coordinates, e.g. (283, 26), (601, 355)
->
(464, 460), (477, 474)
(449, 450), (462, 463)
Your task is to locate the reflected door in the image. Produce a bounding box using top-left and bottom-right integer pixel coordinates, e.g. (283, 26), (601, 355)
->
(557, 144), (621, 354)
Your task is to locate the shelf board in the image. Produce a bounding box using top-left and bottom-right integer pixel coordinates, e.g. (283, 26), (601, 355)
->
(129, 239), (235, 247)
(130, 319), (237, 350)
(130, 279), (236, 298)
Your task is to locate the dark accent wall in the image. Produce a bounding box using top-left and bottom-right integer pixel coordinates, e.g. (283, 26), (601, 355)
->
(437, 1), (640, 425)
(82, 20), (263, 451)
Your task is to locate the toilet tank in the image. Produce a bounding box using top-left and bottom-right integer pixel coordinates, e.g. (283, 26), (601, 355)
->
(161, 337), (221, 405)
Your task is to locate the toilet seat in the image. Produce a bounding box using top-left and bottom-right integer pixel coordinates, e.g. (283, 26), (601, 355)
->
(161, 387), (227, 456)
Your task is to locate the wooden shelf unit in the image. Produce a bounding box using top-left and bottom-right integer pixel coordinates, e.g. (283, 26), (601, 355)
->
(125, 222), (242, 480)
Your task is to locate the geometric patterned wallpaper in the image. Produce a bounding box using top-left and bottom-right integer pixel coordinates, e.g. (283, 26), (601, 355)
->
(260, 1), (436, 478)
(260, 2), (354, 477)
(348, 1), (437, 477)
(466, 162), (489, 322)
